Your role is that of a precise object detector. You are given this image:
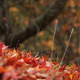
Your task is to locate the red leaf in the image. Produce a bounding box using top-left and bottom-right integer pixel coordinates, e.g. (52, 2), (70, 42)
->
(23, 57), (32, 64)
(53, 61), (58, 65)
(15, 59), (24, 68)
(0, 66), (6, 74)
(32, 58), (38, 67)
(6, 57), (17, 65)
(0, 42), (4, 56)
(59, 64), (66, 72)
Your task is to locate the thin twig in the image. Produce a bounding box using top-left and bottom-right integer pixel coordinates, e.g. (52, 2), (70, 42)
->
(51, 20), (58, 61)
(60, 28), (74, 65)
(9, 0), (23, 7)
(78, 33), (80, 65)
(53, 28), (74, 79)
(57, 34), (67, 62)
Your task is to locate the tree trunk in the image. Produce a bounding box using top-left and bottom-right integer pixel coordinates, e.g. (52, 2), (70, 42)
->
(0, 0), (11, 41)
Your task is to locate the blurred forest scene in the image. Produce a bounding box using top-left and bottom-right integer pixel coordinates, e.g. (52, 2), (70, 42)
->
(0, 0), (80, 65)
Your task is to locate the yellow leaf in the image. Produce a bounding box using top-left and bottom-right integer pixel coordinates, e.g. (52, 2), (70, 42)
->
(10, 7), (19, 12)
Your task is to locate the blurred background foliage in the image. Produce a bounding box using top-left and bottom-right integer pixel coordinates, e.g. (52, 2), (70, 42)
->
(0, 0), (80, 64)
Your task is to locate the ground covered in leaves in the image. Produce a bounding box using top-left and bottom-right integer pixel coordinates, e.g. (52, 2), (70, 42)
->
(0, 42), (80, 80)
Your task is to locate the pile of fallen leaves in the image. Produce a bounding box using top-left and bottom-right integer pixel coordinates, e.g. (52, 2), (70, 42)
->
(0, 42), (80, 80)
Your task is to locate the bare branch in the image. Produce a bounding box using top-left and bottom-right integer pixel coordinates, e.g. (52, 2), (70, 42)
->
(9, 0), (23, 7)
(5, 0), (68, 47)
